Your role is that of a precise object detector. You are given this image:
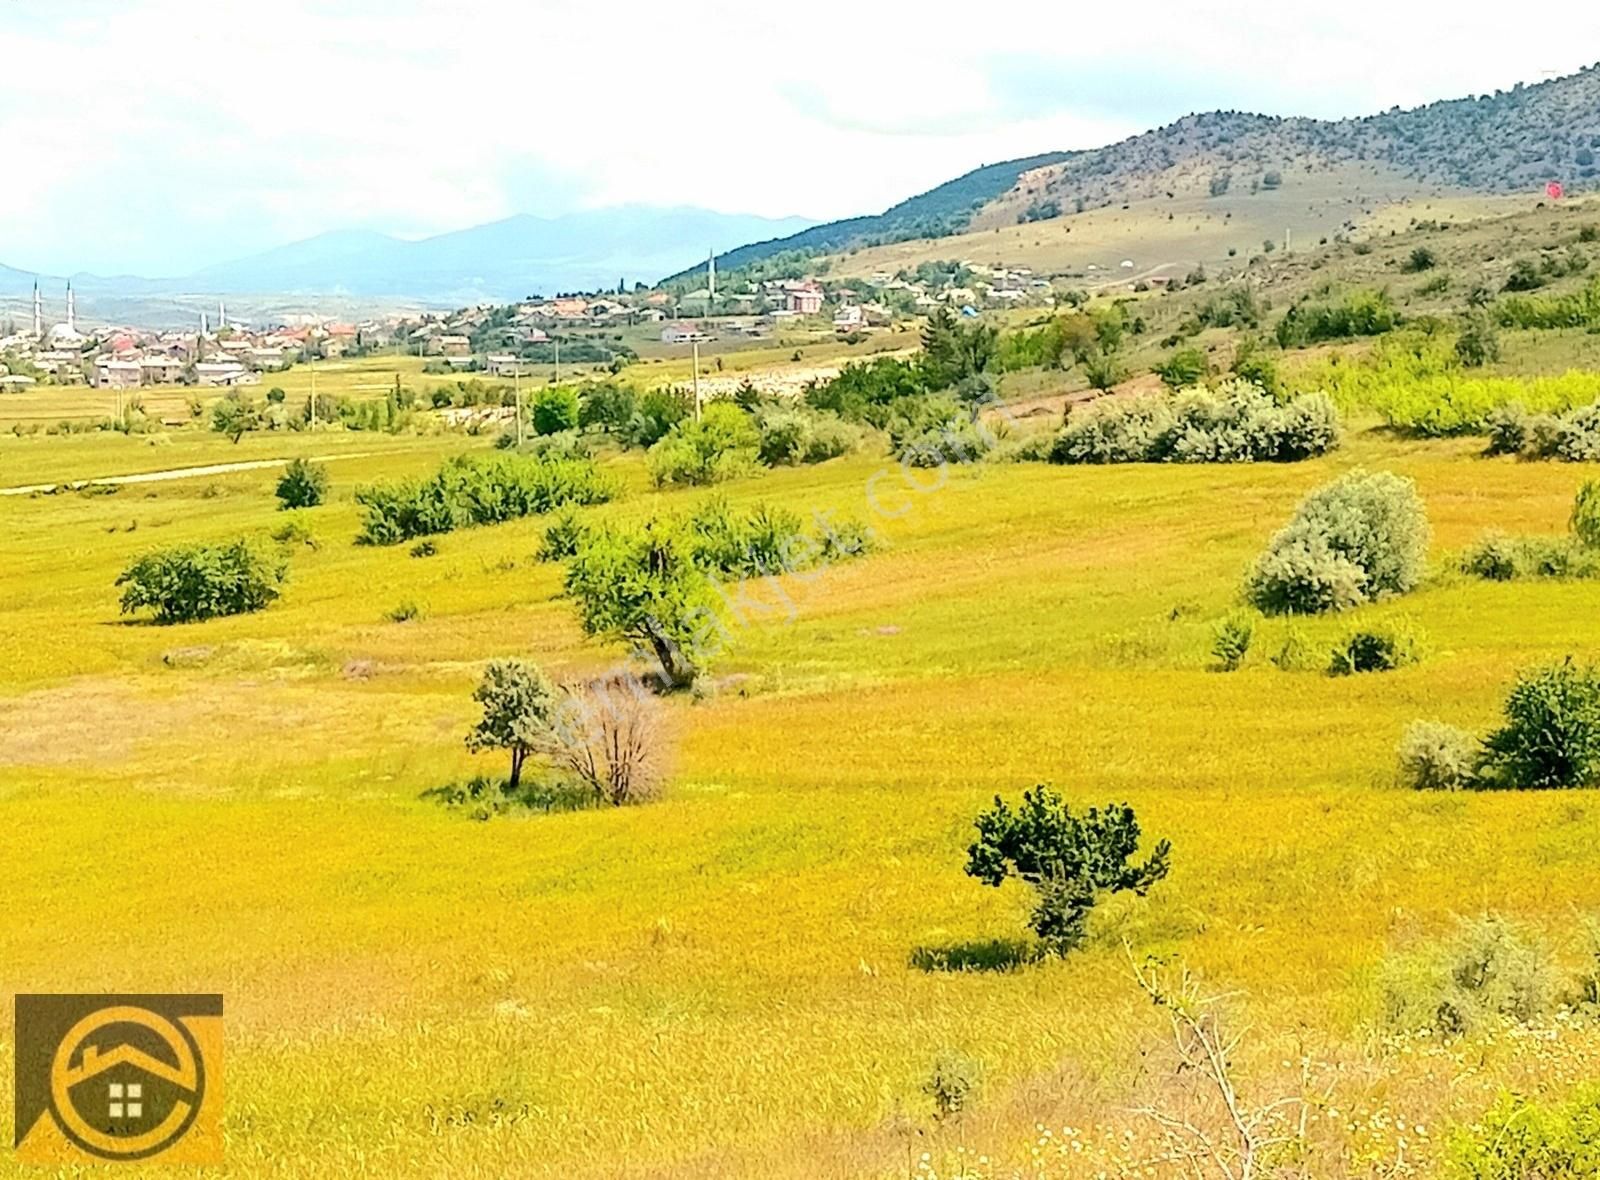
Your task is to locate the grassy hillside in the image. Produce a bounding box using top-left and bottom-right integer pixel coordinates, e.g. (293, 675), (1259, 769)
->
(664, 153), (1072, 282)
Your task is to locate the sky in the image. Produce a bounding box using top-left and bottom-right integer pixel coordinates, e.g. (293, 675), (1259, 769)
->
(3, 1), (1599, 276)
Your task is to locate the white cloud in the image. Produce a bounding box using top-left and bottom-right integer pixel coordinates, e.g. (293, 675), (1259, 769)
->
(1, 0), (1597, 274)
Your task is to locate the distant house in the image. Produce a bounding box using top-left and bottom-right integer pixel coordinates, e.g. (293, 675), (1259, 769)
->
(485, 353), (524, 376)
(140, 356), (185, 385)
(661, 323), (709, 345)
(0, 374), (36, 392)
(832, 305), (866, 332)
(247, 348), (288, 371)
(93, 358), (142, 389)
(438, 335), (472, 357)
(319, 337), (348, 359)
(787, 286), (824, 315)
(194, 361), (257, 387)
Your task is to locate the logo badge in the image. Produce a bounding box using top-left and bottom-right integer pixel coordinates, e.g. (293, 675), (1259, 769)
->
(14, 994), (223, 1164)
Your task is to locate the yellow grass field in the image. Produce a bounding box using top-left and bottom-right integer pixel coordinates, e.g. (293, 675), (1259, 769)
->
(4, 414), (1600, 1178)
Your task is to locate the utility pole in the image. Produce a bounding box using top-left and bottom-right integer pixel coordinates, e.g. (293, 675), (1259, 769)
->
(514, 361), (524, 447)
(554, 336), (561, 384)
(310, 352), (318, 430)
(692, 338), (702, 422)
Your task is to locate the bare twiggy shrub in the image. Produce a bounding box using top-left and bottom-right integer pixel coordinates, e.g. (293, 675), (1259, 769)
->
(543, 674), (671, 806)
(1128, 947), (1305, 1180)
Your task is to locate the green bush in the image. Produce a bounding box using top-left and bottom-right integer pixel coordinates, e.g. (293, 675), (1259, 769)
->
(753, 404), (863, 466)
(1447, 1085), (1600, 1179)
(1154, 347), (1209, 391)
(686, 498), (807, 578)
(117, 539), (287, 624)
(965, 787), (1171, 953)
(888, 395), (998, 467)
(356, 453), (616, 545)
(1245, 470), (1431, 615)
(577, 382), (637, 432)
(1480, 659), (1600, 789)
(1397, 721), (1479, 791)
(1574, 480), (1600, 549)
(804, 356), (928, 424)
(537, 509), (591, 562)
(1210, 611), (1255, 671)
(1050, 382), (1340, 465)
(646, 402), (761, 487)
(532, 387), (580, 435)
(1275, 289), (1397, 348)
(625, 388), (692, 447)
(1328, 620), (1423, 675)
(275, 458), (328, 509)
(1462, 533), (1600, 581)
(1380, 914), (1555, 1037)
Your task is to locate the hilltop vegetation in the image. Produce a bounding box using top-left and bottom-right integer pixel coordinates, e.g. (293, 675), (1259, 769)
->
(706, 64), (1600, 282)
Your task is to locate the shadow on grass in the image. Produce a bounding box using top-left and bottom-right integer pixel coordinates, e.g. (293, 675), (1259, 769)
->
(909, 938), (1047, 974)
(421, 775), (596, 820)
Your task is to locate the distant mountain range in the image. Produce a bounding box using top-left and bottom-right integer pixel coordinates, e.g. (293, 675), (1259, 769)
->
(0, 206), (817, 325)
(681, 63), (1600, 278)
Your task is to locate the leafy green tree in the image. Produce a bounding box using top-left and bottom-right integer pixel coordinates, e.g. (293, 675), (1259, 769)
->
(646, 402), (761, 486)
(966, 787), (1171, 952)
(533, 386), (580, 435)
(920, 306), (997, 397)
(563, 520), (718, 688)
(275, 458), (328, 509)
(572, 378), (627, 428)
(465, 659), (558, 791)
(210, 393), (261, 443)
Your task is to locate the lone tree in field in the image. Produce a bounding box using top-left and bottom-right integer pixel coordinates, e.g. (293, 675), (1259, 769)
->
(563, 520), (716, 688)
(466, 659), (558, 791)
(966, 787), (1171, 953)
(275, 458), (328, 509)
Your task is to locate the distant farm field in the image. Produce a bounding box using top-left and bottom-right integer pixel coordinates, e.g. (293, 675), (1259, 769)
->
(4, 414), (1600, 1178)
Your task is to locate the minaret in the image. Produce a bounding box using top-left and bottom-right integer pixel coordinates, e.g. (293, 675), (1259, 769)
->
(707, 249), (716, 302)
(32, 283), (41, 338)
(66, 283), (75, 333)
(219, 299), (226, 330)
(201, 311), (209, 337)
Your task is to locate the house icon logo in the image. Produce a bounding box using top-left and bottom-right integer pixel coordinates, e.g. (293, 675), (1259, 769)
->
(13, 994), (223, 1164)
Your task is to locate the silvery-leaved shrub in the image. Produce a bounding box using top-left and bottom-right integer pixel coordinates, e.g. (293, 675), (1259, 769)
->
(1557, 403), (1600, 463)
(1245, 469), (1430, 614)
(1381, 914), (1555, 1037)
(1397, 720), (1479, 791)
(1049, 381), (1340, 465)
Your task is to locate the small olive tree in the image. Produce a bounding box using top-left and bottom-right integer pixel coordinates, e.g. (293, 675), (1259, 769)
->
(966, 787), (1171, 952)
(466, 660), (558, 791)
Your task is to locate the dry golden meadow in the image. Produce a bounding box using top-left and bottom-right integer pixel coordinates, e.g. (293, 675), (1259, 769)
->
(3, 396), (1600, 1177)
